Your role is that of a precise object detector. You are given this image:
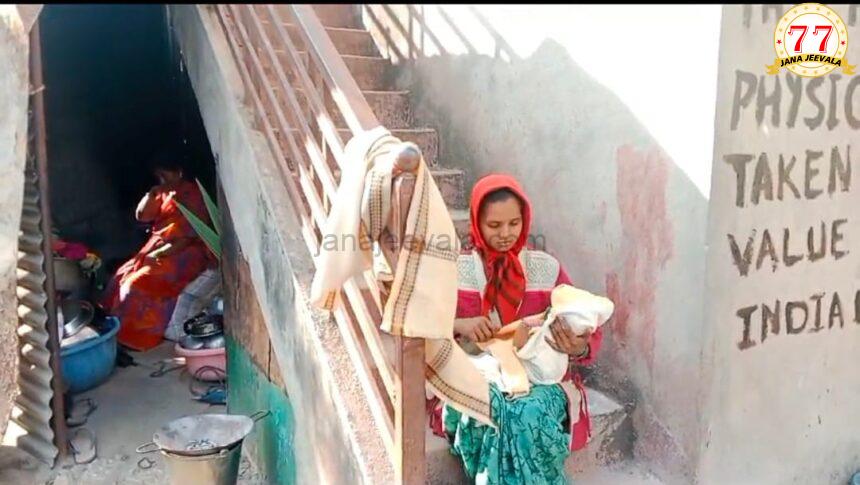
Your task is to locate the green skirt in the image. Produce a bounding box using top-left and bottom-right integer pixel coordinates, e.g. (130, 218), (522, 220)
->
(443, 383), (571, 485)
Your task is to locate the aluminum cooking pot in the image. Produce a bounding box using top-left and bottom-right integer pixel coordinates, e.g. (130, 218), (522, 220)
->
(136, 411), (270, 457)
(60, 299), (95, 339)
(179, 335), (205, 350)
(184, 313), (223, 338)
(209, 297), (224, 316)
(202, 334), (226, 349)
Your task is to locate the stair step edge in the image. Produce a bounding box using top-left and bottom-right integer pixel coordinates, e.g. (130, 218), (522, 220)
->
(261, 19), (372, 36)
(586, 387), (625, 417)
(272, 87), (409, 96)
(272, 49), (386, 62)
(430, 167), (465, 176)
(449, 209), (469, 220)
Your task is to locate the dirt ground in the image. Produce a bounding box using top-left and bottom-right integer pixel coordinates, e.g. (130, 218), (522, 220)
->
(0, 444), (263, 485)
(0, 342), (263, 485)
(575, 463), (666, 484)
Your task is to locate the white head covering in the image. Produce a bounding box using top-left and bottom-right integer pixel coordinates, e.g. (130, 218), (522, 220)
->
(517, 285), (614, 385)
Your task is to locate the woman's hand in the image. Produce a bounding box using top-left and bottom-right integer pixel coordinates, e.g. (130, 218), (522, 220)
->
(162, 189), (177, 204)
(512, 323), (530, 350)
(546, 318), (591, 358)
(136, 186), (163, 223)
(454, 316), (500, 343)
(145, 244), (168, 264)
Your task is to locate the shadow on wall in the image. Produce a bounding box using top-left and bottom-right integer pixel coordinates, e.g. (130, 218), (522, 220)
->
(394, 36), (710, 477)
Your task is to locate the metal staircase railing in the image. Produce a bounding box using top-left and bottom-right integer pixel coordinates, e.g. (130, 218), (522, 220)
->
(214, 5), (426, 483)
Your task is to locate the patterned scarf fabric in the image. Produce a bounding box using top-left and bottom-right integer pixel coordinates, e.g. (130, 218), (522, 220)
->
(311, 127), (494, 427)
(469, 174), (532, 325)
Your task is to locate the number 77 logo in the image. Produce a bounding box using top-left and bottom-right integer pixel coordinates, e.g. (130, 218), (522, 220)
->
(788, 25), (832, 53)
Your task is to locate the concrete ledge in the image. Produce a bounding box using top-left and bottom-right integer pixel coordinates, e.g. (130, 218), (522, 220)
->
(565, 387), (631, 474)
(426, 423), (468, 485)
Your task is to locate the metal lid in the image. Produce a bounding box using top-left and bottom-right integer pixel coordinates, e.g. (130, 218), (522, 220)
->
(153, 414), (254, 456)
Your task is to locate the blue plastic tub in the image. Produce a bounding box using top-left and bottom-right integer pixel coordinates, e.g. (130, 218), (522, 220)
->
(60, 317), (120, 394)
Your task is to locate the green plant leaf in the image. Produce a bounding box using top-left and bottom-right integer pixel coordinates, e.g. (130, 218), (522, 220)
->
(176, 200), (221, 261)
(195, 178), (221, 237)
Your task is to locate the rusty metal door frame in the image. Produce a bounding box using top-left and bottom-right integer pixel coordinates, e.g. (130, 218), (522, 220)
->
(29, 20), (68, 462)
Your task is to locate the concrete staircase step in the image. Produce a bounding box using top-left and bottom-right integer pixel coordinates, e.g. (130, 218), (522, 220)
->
(574, 463), (665, 485)
(272, 4), (361, 29)
(311, 4), (361, 29)
(271, 127), (438, 168)
(327, 165), (462, 204)
(274, 88), (413, 129)
(565, 387), (632, 474)
(260, 20), (377, 56)
(270, 50), (392, 91)
(362, 90), (413, 128)
(426, 386), (631, 484)
(426, 423), (468, 485)
(449, 209), (471, 246)
(336, 128), (437, 166)
(431, 166), (467, 211)
(341, 54), (391, 91)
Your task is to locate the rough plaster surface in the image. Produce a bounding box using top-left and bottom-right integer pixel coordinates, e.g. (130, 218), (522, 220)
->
(226, 336), (296, 484)
(699, 5), (860, 483)
(0, 7), (29, 437)
(365, 6), (718, 481)
(170, 5), (391, 483)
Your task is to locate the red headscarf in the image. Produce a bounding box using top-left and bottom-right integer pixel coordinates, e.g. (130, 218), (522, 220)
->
(469, 174), (532, 325)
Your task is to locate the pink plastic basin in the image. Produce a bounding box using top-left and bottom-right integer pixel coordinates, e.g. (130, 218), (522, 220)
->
(174, 344), (226, 382)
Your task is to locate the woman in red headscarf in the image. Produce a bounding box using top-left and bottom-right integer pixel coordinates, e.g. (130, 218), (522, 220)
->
(429, 174), (604, 484)
(100, 155), (215, 352)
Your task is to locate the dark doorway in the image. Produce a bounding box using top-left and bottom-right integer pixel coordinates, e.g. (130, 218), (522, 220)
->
(40, 4), (216, 272)
(26, 5), (225, 472)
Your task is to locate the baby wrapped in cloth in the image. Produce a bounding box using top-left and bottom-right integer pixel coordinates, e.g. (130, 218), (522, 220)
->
(518, 284), (614, 384)
(469, 284), (614, 393)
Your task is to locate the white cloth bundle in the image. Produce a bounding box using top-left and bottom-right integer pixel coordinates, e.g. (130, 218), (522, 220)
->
(516, 285), (614, 385)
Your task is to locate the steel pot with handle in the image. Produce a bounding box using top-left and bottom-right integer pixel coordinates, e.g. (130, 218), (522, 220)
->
(137, 411), (270, 485)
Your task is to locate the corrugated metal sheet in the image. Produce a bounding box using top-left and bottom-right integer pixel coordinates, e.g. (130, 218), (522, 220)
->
(1, 129), (58, 466)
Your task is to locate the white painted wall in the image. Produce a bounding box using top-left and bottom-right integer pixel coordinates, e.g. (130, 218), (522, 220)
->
(395, 5), (721, 197)
(700, 5), (860, 483)
(366, 5), (721, 481)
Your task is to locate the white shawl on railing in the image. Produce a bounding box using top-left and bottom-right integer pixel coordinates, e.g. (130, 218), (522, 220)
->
(310, 126), (493, 426)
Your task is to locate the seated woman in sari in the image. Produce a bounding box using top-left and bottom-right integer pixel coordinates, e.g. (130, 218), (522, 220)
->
(101, 156), (214, 351)
(430, 174), (604, 484)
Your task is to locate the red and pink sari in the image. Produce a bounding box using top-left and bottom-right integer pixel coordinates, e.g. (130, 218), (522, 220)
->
(102, 180), (213, 351)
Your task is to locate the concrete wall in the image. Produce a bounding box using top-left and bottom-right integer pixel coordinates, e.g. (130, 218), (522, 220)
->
(220, 178), (297, 484)
(170, 5), (393, 483)
(365, 5), (721, 481)
(226, 336), (296, 484)
(699, 5), (860, 483)
(0, 7), (30, 436)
